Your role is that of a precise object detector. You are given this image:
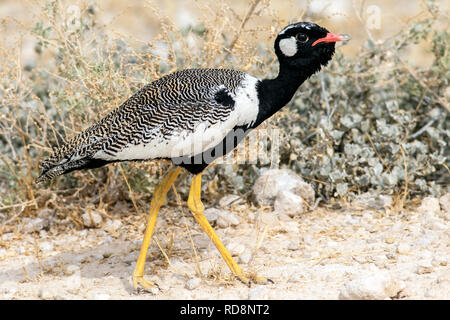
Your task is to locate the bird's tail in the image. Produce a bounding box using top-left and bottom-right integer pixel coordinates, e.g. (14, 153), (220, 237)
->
(37, 154), (111, 184)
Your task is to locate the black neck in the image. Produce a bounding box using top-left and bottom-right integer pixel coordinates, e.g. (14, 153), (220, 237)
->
(254, 62), (316, 127)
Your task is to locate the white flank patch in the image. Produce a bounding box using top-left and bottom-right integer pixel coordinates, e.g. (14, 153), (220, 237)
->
(95, 74), (260, 161)
(279, 37), (298, 57)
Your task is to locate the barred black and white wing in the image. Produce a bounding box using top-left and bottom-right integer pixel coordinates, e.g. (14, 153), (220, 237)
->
(38, 69), (260, 182)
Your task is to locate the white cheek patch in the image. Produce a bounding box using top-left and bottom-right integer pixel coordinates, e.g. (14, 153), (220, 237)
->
(279, 37), (298, 57)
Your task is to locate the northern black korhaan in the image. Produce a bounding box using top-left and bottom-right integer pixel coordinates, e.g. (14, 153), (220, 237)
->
(38, 22), (350, 290)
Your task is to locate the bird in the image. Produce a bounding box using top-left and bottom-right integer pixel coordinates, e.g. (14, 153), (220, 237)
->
(37, 22), (350, 290)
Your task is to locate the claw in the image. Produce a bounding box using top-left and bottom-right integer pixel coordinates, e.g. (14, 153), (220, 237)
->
(133, 275), (160, 293)
(236, 274), (273, 287)
(249, 276), (274, 285)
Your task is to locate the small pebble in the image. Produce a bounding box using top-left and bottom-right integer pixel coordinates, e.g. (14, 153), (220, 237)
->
(23, 218), (49, 233)
(287, 241), (299, 251)
(274, 190), (304, 217)
(432, 257), (447, 267)
(218, 195), (243, 208)
(39, 241), (54, 253)
(418, 197), (441, 216)
(260, 212), (279, 225)
(238, 252), (252, 264)
(0, 248), (7, 259)
(105, 219), (122, 232)
(63, 274), (81, 293)
(339, 271), (404, 300)
(252, 169), (314, 206)
(228, 243), (246, 256)
(81, 210), (103, 228)
(279, 222), (299, 234)
(185, 277), (201, 290)
(416, 261), (433, 274)
(216, 211), (240, 228)
(438, 193), (450, 216)
(65, 265), (80, 276)
(204, 208), (220, 224)
(396, 243), (410, 255)
(38, 287), (53, 300)
(38, 208), (54, 220)
(424, 288), (435, 298)
(288, 272), (304, 283)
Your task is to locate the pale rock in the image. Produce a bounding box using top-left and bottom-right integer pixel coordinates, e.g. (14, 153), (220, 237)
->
(352, 193), (393, 210)
(39, 230), (48, 237)
(396, 243), (411, 255)
(278, 222), (299, 234)
(432, 256), (447, 267)
(418, 197), (441, 216)
(278, 213), (292, 222)
(185, 277), (201, 290)
(65, 265), (80, 276)
(0, 248), (7, 259)
(38, 287), (54, 300)
(274, 190), (304, 217)
(287, 241), (299, 251)
(204, 208), (220, 224)
(1, 283), (18, 299)
(238, 252), (252, 264)
(81, 210), (103, 228)
(252, 169), (314, 206)
(38, 208), (54, 220)
(39, 241), (53, 253)
(424, 288), (435, 298)
(192, 234), (210, 249)
(103, 236), (113, 244)
(302, 234), (314, 246)
(216, 210), (240, 228)
(288, 272), (305, 283)
(23, 218), (49, 233)
(362, 211), (374, 222)
(228, 243), (246, 257)
(438, 193), (450, 216)
(218, 195), (243, 208)
(327, 241), (339, 248)
(63, 273), (81, 293)
(339, 271), (404, 300)
(79, 230), (88, 237)
(260, 211), (279, 225)
(105, 219), (122, 232)
(418, 250), (433, 261)
(416, 261), (433, 274)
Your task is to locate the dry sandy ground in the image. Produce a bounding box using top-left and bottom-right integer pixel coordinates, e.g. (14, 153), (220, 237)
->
(0, 197), (448, 300)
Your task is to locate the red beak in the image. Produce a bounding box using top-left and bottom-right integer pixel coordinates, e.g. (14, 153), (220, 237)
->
(312, 33), (351, 46)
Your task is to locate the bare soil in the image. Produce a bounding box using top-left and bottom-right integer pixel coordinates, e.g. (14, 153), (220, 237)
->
(0, 199), (448, 300)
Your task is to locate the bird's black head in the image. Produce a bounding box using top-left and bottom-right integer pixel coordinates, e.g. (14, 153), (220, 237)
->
(274, 22), (350, 74)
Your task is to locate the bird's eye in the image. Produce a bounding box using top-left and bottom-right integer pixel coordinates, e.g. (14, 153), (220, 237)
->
(296, 33), (308, 43)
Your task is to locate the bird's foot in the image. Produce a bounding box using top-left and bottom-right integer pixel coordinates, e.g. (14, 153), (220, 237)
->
(236, 274), (274, 286)
(133, 275), (160, 293)
(250, 275), (274, 285)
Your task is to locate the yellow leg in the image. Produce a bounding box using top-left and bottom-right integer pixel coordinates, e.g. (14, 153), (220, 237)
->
(187, 174), (271, 286)
(133, 166), (182, 290)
